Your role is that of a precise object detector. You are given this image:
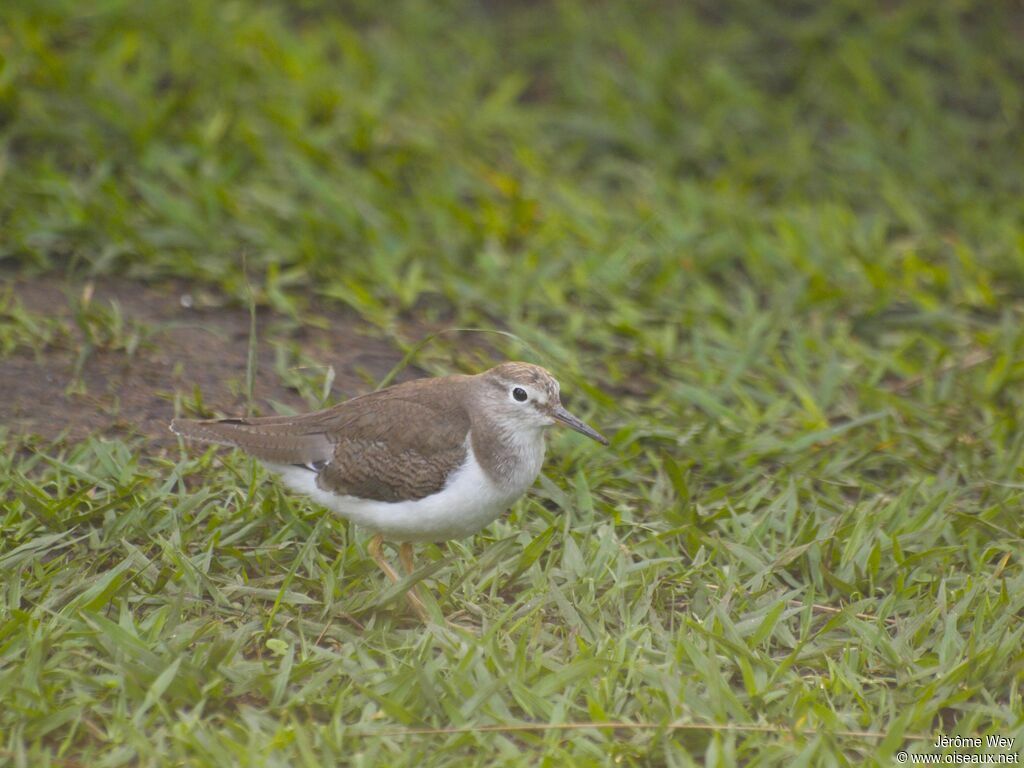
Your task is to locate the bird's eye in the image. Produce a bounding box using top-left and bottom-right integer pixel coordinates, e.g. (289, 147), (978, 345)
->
(512, 387), (528, 402)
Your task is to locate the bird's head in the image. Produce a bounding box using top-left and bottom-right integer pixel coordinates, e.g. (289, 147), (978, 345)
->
(478, 362), (608, 445)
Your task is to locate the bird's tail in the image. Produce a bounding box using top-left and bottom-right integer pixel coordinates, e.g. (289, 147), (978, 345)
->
(169, 416), (332, 464)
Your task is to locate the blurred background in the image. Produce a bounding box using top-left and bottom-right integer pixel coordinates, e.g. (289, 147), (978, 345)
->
(2, 1), (1023, 764)
(4, 0), (1023, 443)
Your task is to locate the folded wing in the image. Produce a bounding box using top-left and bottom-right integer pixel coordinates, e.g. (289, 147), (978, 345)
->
(170, 376), (472, 503)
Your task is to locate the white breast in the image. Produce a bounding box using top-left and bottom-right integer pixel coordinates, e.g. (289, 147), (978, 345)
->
(265, 441), (531, 543)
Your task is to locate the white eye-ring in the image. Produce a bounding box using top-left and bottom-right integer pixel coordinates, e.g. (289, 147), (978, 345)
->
(512, 386), (528, 402)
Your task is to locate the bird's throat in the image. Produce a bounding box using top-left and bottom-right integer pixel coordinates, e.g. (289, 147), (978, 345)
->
(469, 418), (547, 494)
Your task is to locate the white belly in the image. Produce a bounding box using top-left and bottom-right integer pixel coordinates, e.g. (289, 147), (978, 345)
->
(265, 445), (528, 543)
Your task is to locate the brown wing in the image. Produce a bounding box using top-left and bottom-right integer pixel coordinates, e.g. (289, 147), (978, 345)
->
(317, 436), (468, 502)
(171, 375), (471, 502)
(314, 378), (471, 502)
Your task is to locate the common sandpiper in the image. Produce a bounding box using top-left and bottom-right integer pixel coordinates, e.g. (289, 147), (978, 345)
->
(170, 362), (609, 620)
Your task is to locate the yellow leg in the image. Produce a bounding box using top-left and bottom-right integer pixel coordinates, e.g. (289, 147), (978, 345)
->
(398, 542), (432, 619)
(367, 534), (401, 583)
(399, 542), (415, 575)
(367, 534), (429, 622)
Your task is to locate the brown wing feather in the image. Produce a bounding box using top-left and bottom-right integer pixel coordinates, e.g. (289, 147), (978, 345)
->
(171, 375), (472, 501)
(317, 438), (467, 502)
(314, 377), (471, 501)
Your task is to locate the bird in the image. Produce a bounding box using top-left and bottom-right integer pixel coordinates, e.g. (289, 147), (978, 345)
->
(170, 361), (609, 620)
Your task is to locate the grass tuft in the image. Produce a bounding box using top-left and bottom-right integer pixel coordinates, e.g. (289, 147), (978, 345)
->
(2, 0), (1024, 765)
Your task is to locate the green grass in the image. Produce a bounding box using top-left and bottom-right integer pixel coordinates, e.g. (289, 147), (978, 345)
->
(2, 0), (1024, 765)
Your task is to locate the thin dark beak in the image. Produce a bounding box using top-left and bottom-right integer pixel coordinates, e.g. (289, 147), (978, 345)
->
(552, 405), (609, 446)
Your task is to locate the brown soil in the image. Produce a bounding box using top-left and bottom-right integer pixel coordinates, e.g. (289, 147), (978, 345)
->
(1, 276), (411, 451)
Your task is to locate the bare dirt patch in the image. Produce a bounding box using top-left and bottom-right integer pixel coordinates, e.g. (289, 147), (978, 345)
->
(1, 275), (409, 451)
